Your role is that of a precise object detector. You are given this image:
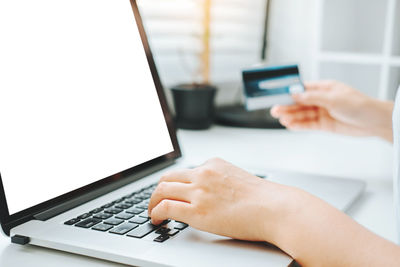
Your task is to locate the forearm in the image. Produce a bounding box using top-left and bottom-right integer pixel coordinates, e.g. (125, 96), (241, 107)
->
(267, 187), (400, 266)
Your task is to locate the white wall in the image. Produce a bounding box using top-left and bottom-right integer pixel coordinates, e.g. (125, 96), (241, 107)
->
(267, 0), (317, 81)
(149, 0), (319, 107)
(213, 0), (318, 106)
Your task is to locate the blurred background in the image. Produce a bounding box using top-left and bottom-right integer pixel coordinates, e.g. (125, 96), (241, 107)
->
(137, 0), (400, 107)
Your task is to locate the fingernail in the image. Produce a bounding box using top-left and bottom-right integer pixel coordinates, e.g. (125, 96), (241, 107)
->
(270, 107), (279, 118)
(279, 118), (289, 125)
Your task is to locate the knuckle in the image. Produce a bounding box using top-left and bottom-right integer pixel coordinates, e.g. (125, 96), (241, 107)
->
(198, 167), (216, 178)
(205, 157), (223, 165)
(192, 199), (208, 216)
(193, 187), (206, 198)
(159, 171), (172, 182)
(159, 200), (170, 214)
(156, 181), (168, 194)
(193, 178), (211, 195)
(212, 157), (224, 163)
(159, 175), (167, 183)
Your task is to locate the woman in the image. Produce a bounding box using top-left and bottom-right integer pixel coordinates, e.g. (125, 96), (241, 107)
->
(147, 80), (400, 266)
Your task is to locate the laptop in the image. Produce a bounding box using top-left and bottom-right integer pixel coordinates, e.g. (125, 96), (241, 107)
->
(0, 0), (366, 266)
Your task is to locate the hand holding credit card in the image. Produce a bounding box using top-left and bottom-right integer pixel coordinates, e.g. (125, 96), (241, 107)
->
(243, 65), (305, 110)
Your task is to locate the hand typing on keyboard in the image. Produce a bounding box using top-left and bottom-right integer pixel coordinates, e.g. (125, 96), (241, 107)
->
(147, 157), (400, 267)
(148, 158), (291, 243)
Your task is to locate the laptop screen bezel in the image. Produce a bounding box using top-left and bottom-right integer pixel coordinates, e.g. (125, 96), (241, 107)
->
(0, 0), (181, 236)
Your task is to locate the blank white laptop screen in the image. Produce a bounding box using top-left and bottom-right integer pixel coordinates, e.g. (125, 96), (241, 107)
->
(0, 0), (174, 215)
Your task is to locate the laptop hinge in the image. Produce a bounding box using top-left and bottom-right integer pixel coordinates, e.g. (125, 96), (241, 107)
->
(33, 159), (175, 221)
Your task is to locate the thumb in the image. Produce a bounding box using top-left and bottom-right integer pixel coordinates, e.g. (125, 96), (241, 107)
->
(292, 91), (332, 108)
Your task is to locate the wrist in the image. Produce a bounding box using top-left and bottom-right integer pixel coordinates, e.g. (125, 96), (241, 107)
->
(260, 185), (338, 261)
(259, 184), (307, 246)
(366, 98), (393, 142)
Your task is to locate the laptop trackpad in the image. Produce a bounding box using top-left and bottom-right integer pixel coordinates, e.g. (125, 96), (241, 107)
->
(144, 230), (292, 267)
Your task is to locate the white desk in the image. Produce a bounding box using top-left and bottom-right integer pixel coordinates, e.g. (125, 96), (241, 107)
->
(0, 126), (396, 266)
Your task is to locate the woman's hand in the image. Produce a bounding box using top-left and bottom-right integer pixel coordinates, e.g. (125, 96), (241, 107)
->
(271, 80), (394, 142)
(148, 158), (400, 266)
(148, 158), (293, 243)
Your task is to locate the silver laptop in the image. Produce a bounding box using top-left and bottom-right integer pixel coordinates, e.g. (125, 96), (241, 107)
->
(0, 1), (366, 266)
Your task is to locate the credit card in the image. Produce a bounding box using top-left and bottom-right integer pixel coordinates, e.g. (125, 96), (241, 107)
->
(242, 65), (304, 110)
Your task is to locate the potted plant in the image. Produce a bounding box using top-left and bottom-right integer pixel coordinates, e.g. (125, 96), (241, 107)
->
(171, 0), (217, 130)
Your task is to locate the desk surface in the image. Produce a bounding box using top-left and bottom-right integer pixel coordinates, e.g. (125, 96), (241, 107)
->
(0, 126), (396, 266)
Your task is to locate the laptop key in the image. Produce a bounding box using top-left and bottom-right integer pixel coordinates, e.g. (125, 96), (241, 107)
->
(114, 198), (124, 203)
(90, 208), (103, 214)
(92, 223), (113, 232)
(129, 216), (149, 224)
(161, 219), (171, 225)
(75, 218), (102, 228)
(115, 203), (132, 209)
(173, 221), (188, 230)
(133, 205), (145, 210)
(115, 213), (134, 220)
(168, 229), (179, 236)
(123, 194), (133, 199)
(155, 227), (170, 235)
(77, 213), (91, 220)
(126, 223), (160, 238)
(154, 234), (169, 243)
(101, 203), (114, 209)
(93, 213), (112, 220)
(109, 223), (138, 235)
(104, 218), (124, 226)
(104, 208), (123, 215)
(126, 207), (143, 215)
(64, 218), (80, 225)
(138, 210), (150, 219)
(134, 196), (147, 201)
(124, 199), (142, 205)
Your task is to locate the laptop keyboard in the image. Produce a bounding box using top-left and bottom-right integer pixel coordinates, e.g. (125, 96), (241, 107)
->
(64, 183), (188, 243)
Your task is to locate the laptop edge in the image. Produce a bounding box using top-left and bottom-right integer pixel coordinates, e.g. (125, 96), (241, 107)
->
(0, 0), (181, 238)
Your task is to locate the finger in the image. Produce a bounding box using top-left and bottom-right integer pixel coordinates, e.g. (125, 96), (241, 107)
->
(159, 169), (192, 184)
(304, 81), (321, 91)
(150, 199), (192, 225)
(292, 91), (332, 108)
(278, 108), (319, 125)
(272, 104), (316, 113)
(285, 119), (321, 131)
(271, 105), (284, 118)
(148, 182), (192, 216)
(201, 157), (227, 167)
(271, 104), (317, 118)
(304, 80), (334, 92)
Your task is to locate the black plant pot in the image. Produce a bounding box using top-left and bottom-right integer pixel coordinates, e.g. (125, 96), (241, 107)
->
(171, 84), (217, 130)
